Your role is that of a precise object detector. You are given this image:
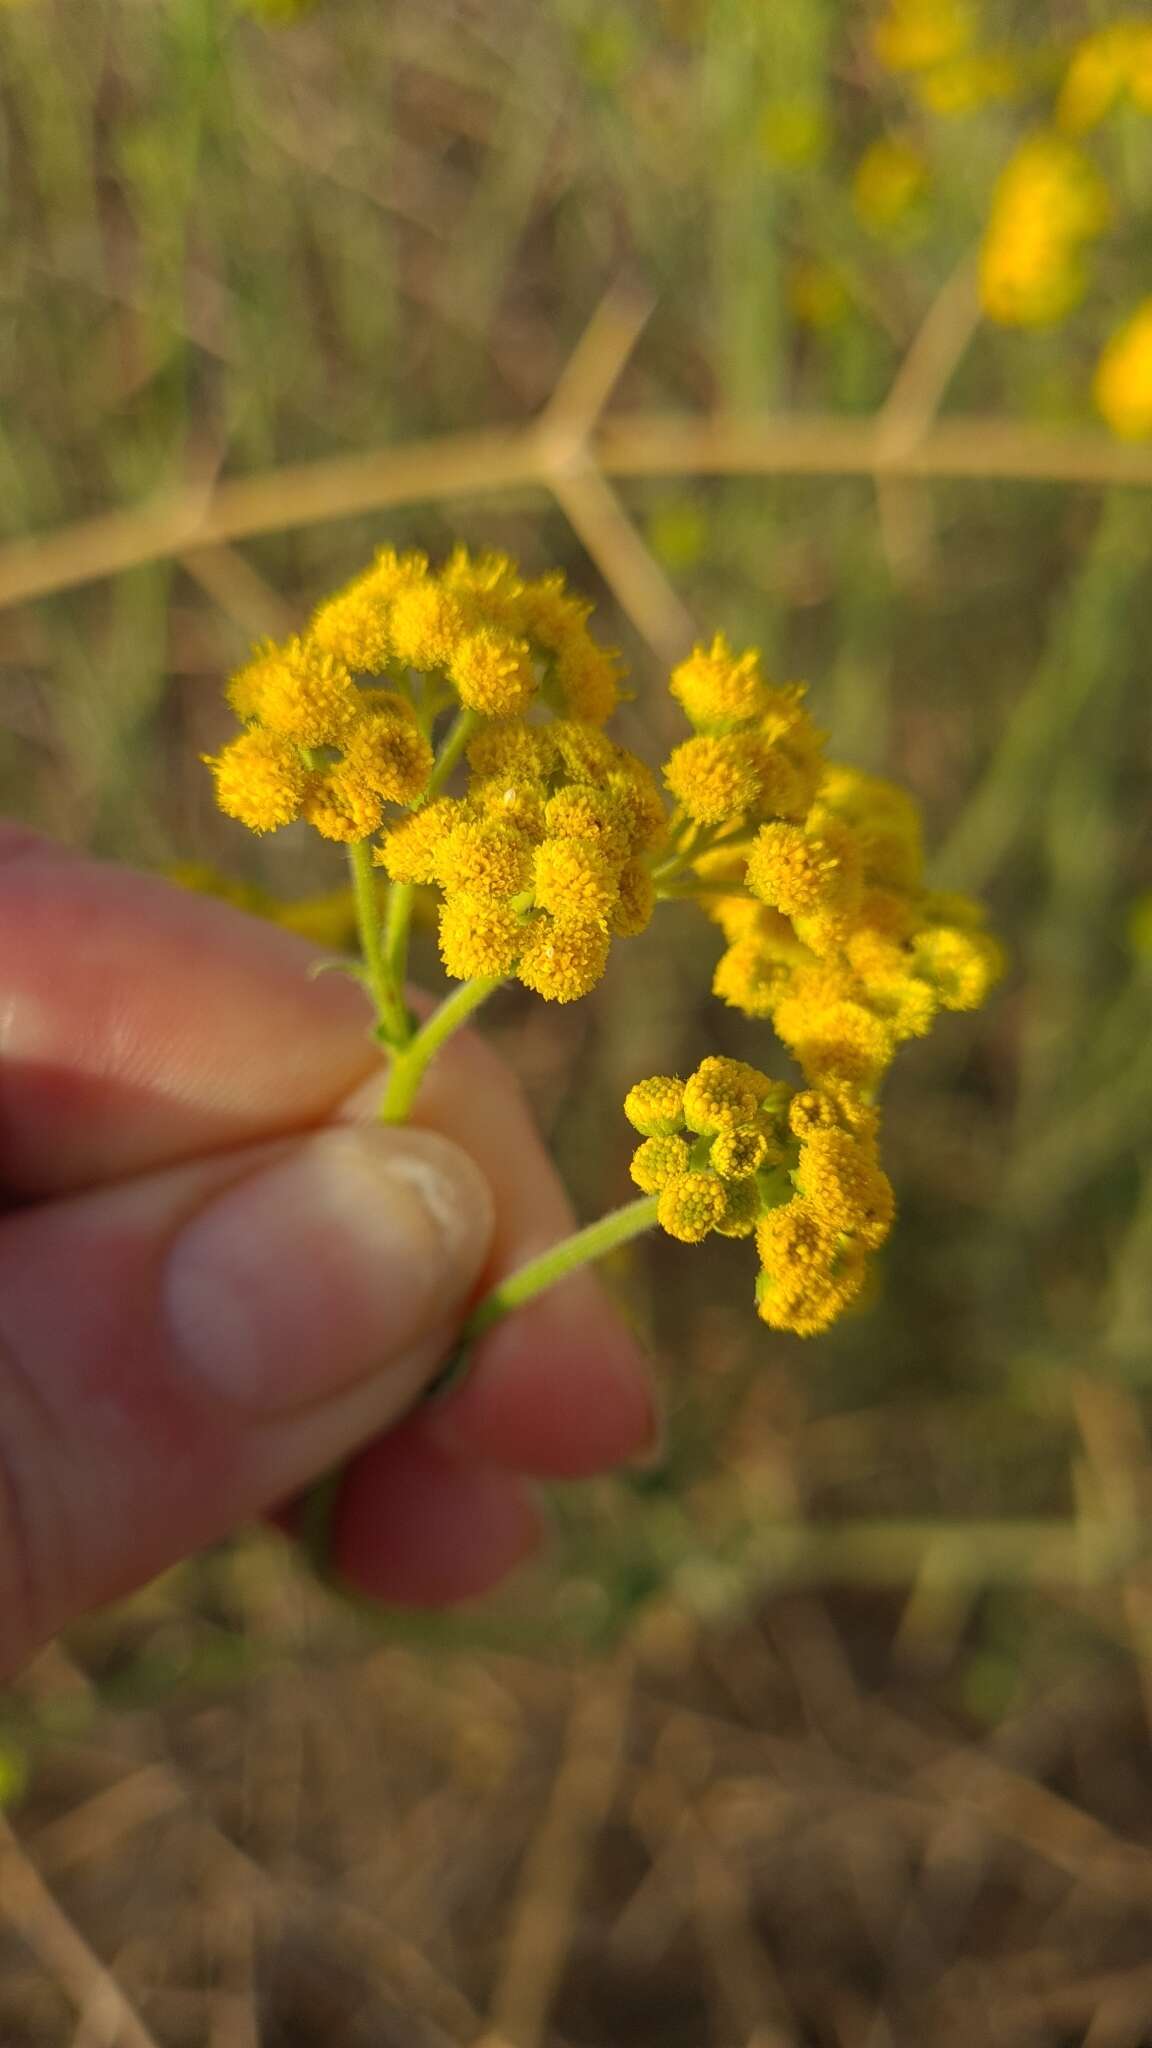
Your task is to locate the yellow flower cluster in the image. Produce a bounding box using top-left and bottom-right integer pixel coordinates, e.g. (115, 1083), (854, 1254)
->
(979, 133), (1109, 327)
(377, 712), (666, 1001)
(625, 1056), (895, 1337)
(871, 0), (1017, 117)
(695, 760), (1001, 1093)
(1094, 300), (1152, 440)
(206, 546), (627, 849)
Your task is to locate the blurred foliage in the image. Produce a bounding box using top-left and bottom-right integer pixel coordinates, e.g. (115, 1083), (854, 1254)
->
(0, 0), (1149, 1706)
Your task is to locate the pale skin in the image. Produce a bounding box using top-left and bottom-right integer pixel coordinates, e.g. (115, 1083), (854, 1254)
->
(0, 826), (657, 1677)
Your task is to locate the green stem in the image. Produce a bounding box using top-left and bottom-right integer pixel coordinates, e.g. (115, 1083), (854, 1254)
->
(383, 879), (415, 1021)
(424, 707), (478, 802)
(466, 1195), (659, 1339)
(348, 839), (410, 1047)
(378, 974), (504, 1124)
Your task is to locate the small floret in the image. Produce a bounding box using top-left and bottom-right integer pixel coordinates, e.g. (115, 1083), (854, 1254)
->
(433, 817), (534, 902)
(544, 784), (631, 864)
(611, 859), (655, 937)
(657, 1171), (729, 1243)
(713, 936), (790, 1018)
(911, 924), (1005, 1010)
(714, 1179), (761, 1238)
(450, 628), (537, 715)
(553, 634), (622, 723)
(533, 836), (620, 925)
(746, 820), (861, 919)
(683, 1056), (773, 1135)
(206, 728), (311, 833)
(624, 1075), (686, 1136)
(438, 897), (523, 980)
(630, 1134), (692, 1193)
(310, 585), (392, 673)
(663, 734), (762, 825)
(793, 1129), (895, 1248)
(376, 797), (466, 885)
(389, 581), (469, 670)
(669, 634), (768, 728)
(303, 769), (384, 843)
(516, 914), (610, 1002)
(711, 1125), (773, 1181)
(341, 714), (434, 805)
(246, 638), (363, 747)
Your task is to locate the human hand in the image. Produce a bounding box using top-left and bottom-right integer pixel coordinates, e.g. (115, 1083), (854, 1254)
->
(0, 828), (657, 1676)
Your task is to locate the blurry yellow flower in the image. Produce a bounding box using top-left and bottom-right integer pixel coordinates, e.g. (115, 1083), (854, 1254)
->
(915, 51), (1019, 116)
(980, 133), (1109, 327)
(758, 101), (828, 168)
(1095, 301), (1152, 439)
(911, 923), (1005, 1009)
(873, 0), (971, 74)
(788, 259), (851, 332)
(852, 136), (929, 233)
(1057, 21), (1152, 133)
(756, 1201), (868, 1336)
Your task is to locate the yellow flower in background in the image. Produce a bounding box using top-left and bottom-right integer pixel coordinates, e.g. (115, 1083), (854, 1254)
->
(1094, 301), (1152, 440)
(788, 259), (851, 332)
(758, 101), (829, 169)
(873, 0), (972, 75)
(852, 136), (929, 233)
(1057, 20), (1152, 133)
(979, 132), (1109, 326)
(915, 50), (1019, 116)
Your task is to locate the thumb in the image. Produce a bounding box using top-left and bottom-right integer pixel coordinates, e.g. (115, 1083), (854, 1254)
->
(0, 1123), (494, 1672)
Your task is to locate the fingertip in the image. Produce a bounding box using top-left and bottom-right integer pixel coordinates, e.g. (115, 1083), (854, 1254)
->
(425, 1270), (661, 1477)
(331, 1425), (545, 1606)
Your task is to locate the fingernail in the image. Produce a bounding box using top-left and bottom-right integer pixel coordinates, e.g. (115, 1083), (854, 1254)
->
(165, 1126), (493, 1411)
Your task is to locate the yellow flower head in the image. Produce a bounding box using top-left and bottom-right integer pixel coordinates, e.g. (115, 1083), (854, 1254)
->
(472, 775), (549, 841)
(389, 580), (470, 670)
(245, 638), (363, 747)
(553, 635), (622, 723)
(630, 1134), (692, 1193)
(605, 760), (669, 854)
(550, 720), (620, 784)
(450, 627), (537, 716)
(669, 634), (768, 729)
(517, 914), (610, 1002)
(682, 1055), (774, 1135)
(226, 641), (282, 721)
(756, 1200), (868, 1337)
(432, 816), (534, 902)
(773, 973), (896, 1089)
(1057, 22), (1151, 134)
(713, 935), (791, 1018)
(303, 768), (384, 843)
(873, 0), (971, 73)
(1095, 301), (1152, 440)
(793, 1129), (895, 1249)
(714, 1179), (761, 1239)
(911, 923), (1005, 1010)
(979, 134), (1109, 328)
(788, 1088), (840, 1140)
(205, 728), (312, 833)
(711, 1124), (773, 1181)
(663, 734), (762, 825)
(544, 784), (632, 864)
(611, 858), (656, 937)
(376, 796), (466, 885)
(815, 765), (923, 890)
(309, 584), (393, 674)
(656, 1170), (729, 1243)
(438, 896), (524, 981)
(624, 1075), (686, 1136)
(341, 714), (434, 806)
(467, 718), (554, 783)
(533, 836), (620, 925)
(746, 819), (861, 920)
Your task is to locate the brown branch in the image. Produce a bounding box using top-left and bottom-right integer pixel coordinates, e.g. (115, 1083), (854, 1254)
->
(4, 413), (1152, 615)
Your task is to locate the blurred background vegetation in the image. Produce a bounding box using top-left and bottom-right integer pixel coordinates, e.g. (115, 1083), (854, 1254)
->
(3, 1), (1152, 2041)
